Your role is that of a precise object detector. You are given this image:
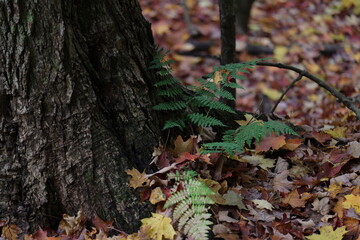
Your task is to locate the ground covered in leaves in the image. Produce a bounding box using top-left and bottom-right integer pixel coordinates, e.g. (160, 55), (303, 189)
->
(2, 0), (360, 239)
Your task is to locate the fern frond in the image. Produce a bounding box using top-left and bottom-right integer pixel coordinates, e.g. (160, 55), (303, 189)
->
(193, 96), (236, 113)
(162, 119), (186, 131)
(264, 121), (299, 136)
(154, 77), (180, 87)
(156, 87), (184, 97)
(188, 113), (226, 128)
(164, 190), (189, 208)
(153, 101), (187, 111)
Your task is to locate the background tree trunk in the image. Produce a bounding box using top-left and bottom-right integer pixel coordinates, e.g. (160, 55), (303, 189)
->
(234, 0), (255, 34)
(0, 0), (162, 233)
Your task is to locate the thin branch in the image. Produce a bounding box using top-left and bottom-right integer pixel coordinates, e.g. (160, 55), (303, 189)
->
(271, 74), (303, 113)
(256, 62), (360, 119)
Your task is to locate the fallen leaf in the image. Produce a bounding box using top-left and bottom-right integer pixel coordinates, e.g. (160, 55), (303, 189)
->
(173, 135), (197, 155)
(140, 213), (176, 240)
(149, 187), (166, 205)
(125, 168), (150, 189)
(323, 127), (347, 139)
(312, 197), (331, 215)
(282, 189), (306, 208)
(273, 170), (293, 193)
(240, 155), (275, 170)
(282, 138), (302, 151)
(92, 215), (113, 234)
(306, 225), (347, 240)
(1, 224), (22, 240)
(347, 141), (360, 158)
(343, 194), (360, 214)
(255, 135), (286, 152)
(58, 210), (87, 236)
(223, 190), (246, 210)
(218, 211), (239, 223)
(252, 199), (274, 210)
(311, 131), (332, 144)
(326, 182), (343, 198)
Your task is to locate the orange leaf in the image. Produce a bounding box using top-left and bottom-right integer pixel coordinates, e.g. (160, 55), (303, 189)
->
(92, 215), (113, 234)
(1, 224), (22, 240)
(281, 189), (306, 208)
(255, 135), (286, 152)
(282, 138), (302, 151)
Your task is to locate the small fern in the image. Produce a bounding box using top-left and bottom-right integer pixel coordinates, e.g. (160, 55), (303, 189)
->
(203, 120), (299, 154)
(151, 49), (245, 130)
(164, 171), (215, 240)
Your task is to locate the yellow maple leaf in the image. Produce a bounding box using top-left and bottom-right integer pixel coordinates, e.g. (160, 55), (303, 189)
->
(326, 183), (343, 198)
(149, 187), (166, 205)
(306, 225), (347, 240)
(125, 168), (150, 189)
(140, 213), (176, 240)
(323, 127), (347, 139)
(343, 194), (360, 214)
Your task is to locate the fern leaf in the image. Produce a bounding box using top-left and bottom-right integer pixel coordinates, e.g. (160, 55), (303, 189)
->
(154, 77), (180, 87)
(264, 121), (299, 136)
(162, 119), (186, 131)
(202, 142), (240, 154)
(153, 101), (187, 111)
(156, 87), (184, 97)
(164, 190), (189, 208)
(173, 200), (191, 221)
(193, 96), (236, 113)
(188, 113), (226, 128)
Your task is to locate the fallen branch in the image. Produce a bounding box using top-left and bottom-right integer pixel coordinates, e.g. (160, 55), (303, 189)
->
(271, 73), (303, 113)
(256, 62), (360, 119)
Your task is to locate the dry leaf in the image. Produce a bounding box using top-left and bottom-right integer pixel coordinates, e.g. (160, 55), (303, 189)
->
(347, 141), (360, 158)
(58, 210), (87, 236)
(306, 225), (347, 240)
(125, 168), (150, 189)
(173, 135), (196, 155)
(273, 170), (293, 193)
(312, 197), (331, 215)
(140, 213), (176, 240)
(149, 187), (166, 205)
(343, 194), (360, 214)
(255, 135), (286, 152)
(1, 224), (22, 240)
(252, 199), (274, 210)
(282, 189), (306, 208)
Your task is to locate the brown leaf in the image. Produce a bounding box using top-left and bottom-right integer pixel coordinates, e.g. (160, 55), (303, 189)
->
(125, 168), (150, 189)
(255, 135), (286, 152)
(282, 138), (302, 151)
(92, 215), (113, 234)
(58, 209), (87, 236)
(173, 135), (197, 155)
(281, 189), (306, 208)
(311, 131), (331, 144)
(273, 170), (293, 193)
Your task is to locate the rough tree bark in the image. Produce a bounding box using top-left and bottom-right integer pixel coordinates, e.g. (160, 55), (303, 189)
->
(0, 0), (163, 233)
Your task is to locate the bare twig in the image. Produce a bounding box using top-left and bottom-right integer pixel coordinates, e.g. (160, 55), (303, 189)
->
(256, 62), (360, 119)
(271, 74), (303, 113)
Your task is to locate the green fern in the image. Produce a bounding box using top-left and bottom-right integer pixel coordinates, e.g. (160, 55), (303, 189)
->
(203, 120), (299, 154)
(151, 50), (245, 131)
(187, 113), (226, 128)
(164, 171), (215, 240)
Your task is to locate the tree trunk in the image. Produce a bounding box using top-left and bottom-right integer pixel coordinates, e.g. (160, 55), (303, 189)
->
(0, 0), (162, 233)
(234, 0), (255, 34)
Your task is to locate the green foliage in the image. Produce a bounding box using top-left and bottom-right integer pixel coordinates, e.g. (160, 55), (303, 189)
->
(151, 49), (248, 130)
(151, 50), (298, 153)
(164, 171), (215, 240)
(203, 120), (299, 155)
